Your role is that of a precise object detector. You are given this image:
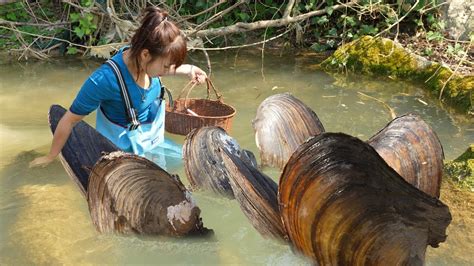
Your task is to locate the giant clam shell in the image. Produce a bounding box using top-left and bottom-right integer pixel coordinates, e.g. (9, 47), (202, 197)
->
(252, 93), (325, 169)
(183, 126), (256, 198)
(221, 148), (287, 240)
(368, 113), (444, 197)
(279, 133), (451, 265)
(88, 152), (209, 236)
(48, 104), (119, 196)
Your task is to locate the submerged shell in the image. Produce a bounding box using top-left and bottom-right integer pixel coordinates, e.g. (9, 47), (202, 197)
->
(221, 148), (287, 240)
(368, 113), (444, 197)
(183, 127), (256, 198)
(253, 93), (325, 169)
(88, 152), (209, 236)
(279, 133), (451, 265)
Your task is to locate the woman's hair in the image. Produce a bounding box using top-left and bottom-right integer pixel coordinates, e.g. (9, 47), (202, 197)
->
(130, 6), (187, 78)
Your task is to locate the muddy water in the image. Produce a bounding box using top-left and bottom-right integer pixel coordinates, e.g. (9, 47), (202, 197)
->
(0, 50), (472, 265)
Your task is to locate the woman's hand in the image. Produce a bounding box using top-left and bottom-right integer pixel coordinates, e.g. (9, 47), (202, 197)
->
(189, 65), (207, 84)
(29, 154), (56, 168)
(176, 64), (207, 84)
(29, 110), (84, 169)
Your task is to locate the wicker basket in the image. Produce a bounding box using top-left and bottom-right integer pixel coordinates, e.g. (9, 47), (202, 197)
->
(165, 79), (236, 136)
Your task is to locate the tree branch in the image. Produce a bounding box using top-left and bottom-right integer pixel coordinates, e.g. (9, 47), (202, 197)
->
(0, 18), (70, 27)
(188, 0), (247, 37)
(188, 28), (291, 51)
(190, 2), (355, 38)
(178, 0), (227, 22)
(376, 0), (419, 37)
(283, 0), (296, 18)
(0, 0), (21, 5)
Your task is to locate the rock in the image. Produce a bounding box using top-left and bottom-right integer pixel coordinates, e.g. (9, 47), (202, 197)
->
(444, 144), (474, 191)
(320, 36), (474, 114)
(441, 0), (474, 40)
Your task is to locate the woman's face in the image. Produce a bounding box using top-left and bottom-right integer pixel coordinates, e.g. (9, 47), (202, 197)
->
(140, 50), (176, 77)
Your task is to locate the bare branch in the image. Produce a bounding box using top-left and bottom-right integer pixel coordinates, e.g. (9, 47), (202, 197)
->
(188, 28), (291, 51)
(190, 2), (355, 38)
(178, 0), (227, 23)
(61, 0), (103, 15)
(376, 0), (419, 37)
(0, 25), (127, 50)
(188, 0), (247, 37)
(0, 0), (21, 5)
(0, 18), (69, 27)
(438, 42), (470, 100)
(283, 0), (296, 18)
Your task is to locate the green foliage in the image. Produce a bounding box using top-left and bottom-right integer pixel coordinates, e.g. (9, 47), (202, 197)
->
(70, 12), (97, 39)
(68, 0), (97, 42)
(66, 46), (79, 55)
(446, 43), (466, 57)
(0, 2), (30, 22)
(164, 0), (285, 45)
(0, 1), (67, 51)
(426, 31), (443, 41)
(423, 47), (433, 56)
(0, 0), (451, 58)
(305, 0), (444, 52)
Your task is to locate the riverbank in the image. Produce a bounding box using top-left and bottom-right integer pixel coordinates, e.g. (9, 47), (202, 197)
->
(320, 36), (473, 115)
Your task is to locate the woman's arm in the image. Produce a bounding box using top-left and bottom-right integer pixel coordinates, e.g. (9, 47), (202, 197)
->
(29, 111), (85, 167)
(174, 64), (207, 84)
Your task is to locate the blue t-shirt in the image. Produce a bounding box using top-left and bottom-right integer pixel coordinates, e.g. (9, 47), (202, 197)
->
(70, 48), (163, 127)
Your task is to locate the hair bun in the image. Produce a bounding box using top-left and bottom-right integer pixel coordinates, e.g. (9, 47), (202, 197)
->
(143, 6), (168, 18)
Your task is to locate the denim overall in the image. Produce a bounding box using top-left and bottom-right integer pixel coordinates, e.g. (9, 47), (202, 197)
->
(96, 59), (182, 170)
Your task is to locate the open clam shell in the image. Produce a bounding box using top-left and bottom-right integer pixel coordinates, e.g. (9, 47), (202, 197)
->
(252, 93), (325, 169)
(368, 113), (444, 197)
(279, 133), (451, 265)
(183, 126), (256, 198)
(221, 148), (287, 240)
(88, 152), (209, 236)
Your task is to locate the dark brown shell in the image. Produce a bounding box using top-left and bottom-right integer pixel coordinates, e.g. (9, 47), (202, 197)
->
(279, 133), (451, 265)
(88, 152), (208, 236)
(183, 126), (255, 198)
(221, 148), (287, 240)
(252, 93), (325, 169)
(368, 113), (444, 198)
(48, 104), (119, 196)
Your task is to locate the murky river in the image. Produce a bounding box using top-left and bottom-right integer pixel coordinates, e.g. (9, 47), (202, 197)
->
(1, 49), (473, 265)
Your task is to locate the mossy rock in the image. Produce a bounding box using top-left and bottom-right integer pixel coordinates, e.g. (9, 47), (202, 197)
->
(444, 144), (474, 191)
(320, 36), (473, 114)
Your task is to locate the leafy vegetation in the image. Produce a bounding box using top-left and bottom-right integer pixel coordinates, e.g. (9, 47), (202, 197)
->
(0, 0), (459, 57)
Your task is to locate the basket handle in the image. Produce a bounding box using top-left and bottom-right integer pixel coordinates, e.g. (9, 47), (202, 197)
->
(171, 81), (196, 111)
(182, 78), (223, 110)
(205, 78), (223, 102)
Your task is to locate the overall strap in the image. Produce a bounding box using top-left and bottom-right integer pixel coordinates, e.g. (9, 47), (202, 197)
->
(164, 87), (173, 108)
(105, 59), (140, 131)
(157, 77), (173, 108)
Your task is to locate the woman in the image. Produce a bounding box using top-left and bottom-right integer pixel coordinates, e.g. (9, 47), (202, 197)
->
(30, 6), (207, 168)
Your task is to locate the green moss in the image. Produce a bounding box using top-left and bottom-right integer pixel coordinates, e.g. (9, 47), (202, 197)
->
(321, 36), (474, 114)
(444, 145), (474, 191)
(321, 36), (419, 77)
(454, 145), (474, 162)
